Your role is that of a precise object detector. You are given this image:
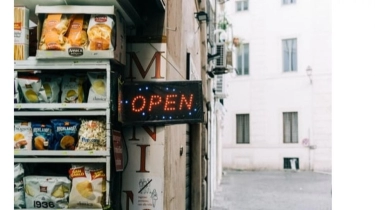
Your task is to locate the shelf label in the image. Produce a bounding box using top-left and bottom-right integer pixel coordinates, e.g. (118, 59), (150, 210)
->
(61, 151), (68, 155)
(14, 150), (20, 155)
(61, 103), (67, 107)
(15, 104), (22, 109)
(88, 150), (94, 154)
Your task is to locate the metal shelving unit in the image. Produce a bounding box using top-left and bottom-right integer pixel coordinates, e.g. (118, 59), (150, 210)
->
(14, 59), (113, 209)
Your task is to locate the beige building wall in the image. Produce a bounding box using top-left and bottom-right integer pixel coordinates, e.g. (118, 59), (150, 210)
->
(221, 0), (332, 172)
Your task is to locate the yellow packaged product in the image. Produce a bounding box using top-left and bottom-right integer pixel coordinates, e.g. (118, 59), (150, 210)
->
(66, 14), (89, 48)
(68, 164), (106, 208)
(87, 15), (114, 50)
(38, 14), (71, 50)
(61, 74), (86, 103)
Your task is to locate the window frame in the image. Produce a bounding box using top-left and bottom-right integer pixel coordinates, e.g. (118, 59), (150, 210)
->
(282, 0), (296, 5)
(236, 43), (250, 76)
(282, 38), (297, 72)
(283, 112), (298, 144)
(236, 114), (250, 144)
(236, 0), (249, 12)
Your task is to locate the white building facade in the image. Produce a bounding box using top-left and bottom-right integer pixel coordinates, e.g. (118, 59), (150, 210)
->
(220, 0), (331, 172)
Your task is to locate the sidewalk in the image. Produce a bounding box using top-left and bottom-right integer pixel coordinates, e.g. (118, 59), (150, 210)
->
(211, 170), (332, 210)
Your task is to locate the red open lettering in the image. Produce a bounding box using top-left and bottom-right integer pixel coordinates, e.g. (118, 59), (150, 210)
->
(132, 95), (146, 112)
(179, 94), (193, 110)
(164, 94), (177, 111)
(148, 95), (162, 111)
(131, 94), (195, 112)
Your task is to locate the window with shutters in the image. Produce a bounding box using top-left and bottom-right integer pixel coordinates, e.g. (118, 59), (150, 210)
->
(283, 112), (298, 143)
(236, 114), (250, 144)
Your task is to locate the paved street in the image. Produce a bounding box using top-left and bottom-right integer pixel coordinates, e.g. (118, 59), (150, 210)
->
(211, 170), (332, 210)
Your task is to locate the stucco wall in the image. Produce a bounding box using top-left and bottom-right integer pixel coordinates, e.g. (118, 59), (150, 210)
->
(221, 0), (331, 172)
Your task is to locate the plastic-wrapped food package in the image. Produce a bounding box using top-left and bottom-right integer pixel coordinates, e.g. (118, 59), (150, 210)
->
(14, 163), (25, 209)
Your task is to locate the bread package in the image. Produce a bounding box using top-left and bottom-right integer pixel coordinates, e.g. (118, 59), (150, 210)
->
(66, 14), (89, 48)
(87, 15), (114, 50)
(68, 164), (106, 208)
(38, 14), (71, 50)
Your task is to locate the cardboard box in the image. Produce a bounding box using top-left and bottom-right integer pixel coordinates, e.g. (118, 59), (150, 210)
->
(35, 5), (126, 65)
(14, 7), (30, 60)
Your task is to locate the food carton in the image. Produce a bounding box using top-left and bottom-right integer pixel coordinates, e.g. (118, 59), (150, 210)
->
(14, 7), (30, 60)
(35, 5), (126, 65)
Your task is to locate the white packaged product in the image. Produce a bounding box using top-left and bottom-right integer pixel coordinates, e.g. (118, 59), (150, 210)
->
(61, 74), (85, 103)
(76, 118), (106, 151)
(87, 72), (106, 103)
(39, 74), (62, 103)
(14, 121), (32, 150)
(23, 176), (71, 209)
(18, 75), (42, 103)
(68, 164), (106, 208)
(87, 15), (114, 50)
(14, 163), (25, 209)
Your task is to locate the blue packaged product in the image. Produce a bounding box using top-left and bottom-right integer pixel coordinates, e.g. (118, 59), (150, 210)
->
(50, 119), (80, 150)
(31, 122), (53, 150)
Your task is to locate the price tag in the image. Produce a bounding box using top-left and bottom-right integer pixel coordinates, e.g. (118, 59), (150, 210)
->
(14, 150), (20, 155)
(61, 103), (67, 107)
(15, 104), (22, 109)
(61, 151), (68, 155)
(88, 151), (94, 155)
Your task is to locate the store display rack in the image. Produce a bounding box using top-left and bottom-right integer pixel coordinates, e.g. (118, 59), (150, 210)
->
(14, 58), (113, 210)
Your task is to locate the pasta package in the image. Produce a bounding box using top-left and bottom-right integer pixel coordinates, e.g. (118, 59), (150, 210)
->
(76, 118), (106, 151)
(14, 7), (29, 60)
(68, 164), (106, 209)
(87, 72), (106, 103)
(61, 74), (86, 103)
(38, 14), (71, 50)
(23, 176), (71, 209)
(50, 119), (80, 150)
(87, 15), (114, 50)
(18, 75), (42, 103)
(66, 14), (89, 48)
(14, 121), (32, 150)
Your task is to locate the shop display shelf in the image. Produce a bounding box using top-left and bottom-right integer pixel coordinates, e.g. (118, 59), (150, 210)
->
(14, 157), (108, 163)
(14, 59), (113, 208)
(14, 110), (107, 116)
(14, 150), (110, 157)
(14, 103), (109, 111)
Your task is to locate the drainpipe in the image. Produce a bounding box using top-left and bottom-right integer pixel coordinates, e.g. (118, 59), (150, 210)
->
(199, 1), (209, 210)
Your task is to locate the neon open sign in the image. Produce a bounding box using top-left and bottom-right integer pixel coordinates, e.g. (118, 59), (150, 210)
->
(122, 81), (204, 125)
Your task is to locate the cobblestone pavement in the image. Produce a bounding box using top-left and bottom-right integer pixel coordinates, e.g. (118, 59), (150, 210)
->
(211, 170), (332, 210)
